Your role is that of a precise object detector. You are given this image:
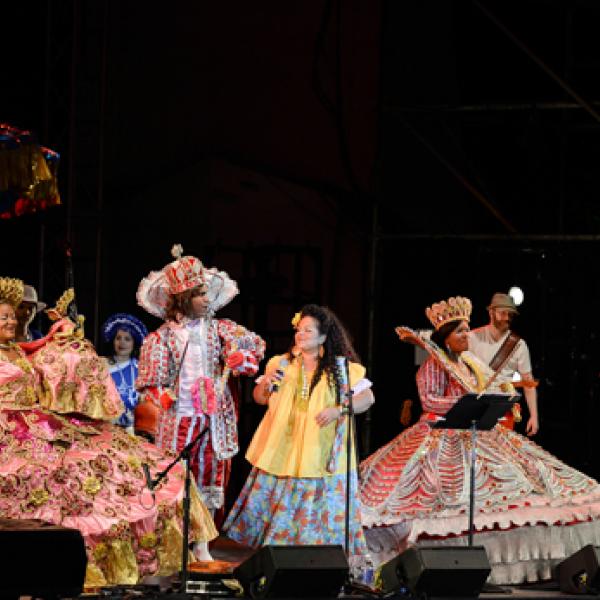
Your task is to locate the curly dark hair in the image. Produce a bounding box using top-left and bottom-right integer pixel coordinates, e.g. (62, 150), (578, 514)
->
(287, 304), (360, 400)
(164, 286), (206, 322)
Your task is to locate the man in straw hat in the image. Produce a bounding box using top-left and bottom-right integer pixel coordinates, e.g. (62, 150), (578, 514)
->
(135, 245), (265, 557)
(14, 283), (46, 342)
(469, 292), (539, 436)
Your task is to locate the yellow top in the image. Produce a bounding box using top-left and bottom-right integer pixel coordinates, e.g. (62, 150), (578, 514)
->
(246, 354), (366, 477)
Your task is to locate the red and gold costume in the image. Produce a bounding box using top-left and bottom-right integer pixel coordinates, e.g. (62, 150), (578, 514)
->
(136, 245), (265, 511)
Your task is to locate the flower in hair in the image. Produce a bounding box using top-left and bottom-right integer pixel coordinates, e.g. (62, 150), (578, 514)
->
(291, 312), (301, 327)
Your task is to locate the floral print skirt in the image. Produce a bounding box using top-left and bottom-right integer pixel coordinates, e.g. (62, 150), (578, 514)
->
(223, 466), (368, 558)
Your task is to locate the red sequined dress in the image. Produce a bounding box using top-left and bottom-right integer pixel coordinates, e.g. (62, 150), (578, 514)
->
(360, 333), (600, 584)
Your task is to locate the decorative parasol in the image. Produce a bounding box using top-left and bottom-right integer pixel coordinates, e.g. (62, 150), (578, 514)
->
(0, 123), (61, 219)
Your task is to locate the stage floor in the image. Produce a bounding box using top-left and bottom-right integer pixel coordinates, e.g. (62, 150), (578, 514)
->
(188, 537), (597, 600)
(85, 536), (597, 600)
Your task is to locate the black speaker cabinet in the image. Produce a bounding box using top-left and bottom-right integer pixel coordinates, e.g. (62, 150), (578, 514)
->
(233, 544), (349, 599)
(380, 545), (491, 597)
(556, 544), (600, 594)
(0, 518), (87, 597)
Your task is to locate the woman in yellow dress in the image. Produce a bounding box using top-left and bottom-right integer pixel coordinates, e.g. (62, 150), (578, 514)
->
(223, 304), (374, 561)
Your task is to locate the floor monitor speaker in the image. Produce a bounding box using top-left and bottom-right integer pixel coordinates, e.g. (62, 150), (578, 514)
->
(233, 544), (349, 599)
(0, 518), (87, 597)
(556, 544), (600, 594)
(380, 545), (491, 597)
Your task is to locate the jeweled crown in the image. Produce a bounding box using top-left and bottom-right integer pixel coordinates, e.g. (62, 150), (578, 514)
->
(425, 296), (472, 330)
(164, 244), (206, 295)
(0, 277), (24, 307)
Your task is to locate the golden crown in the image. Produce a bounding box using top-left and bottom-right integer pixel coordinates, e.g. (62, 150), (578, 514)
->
(425, 296), (472, 330)
(0, 277), (24, 307)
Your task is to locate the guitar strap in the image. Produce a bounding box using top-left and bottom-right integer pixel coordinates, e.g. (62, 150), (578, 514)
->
(489, 331), (521, 372)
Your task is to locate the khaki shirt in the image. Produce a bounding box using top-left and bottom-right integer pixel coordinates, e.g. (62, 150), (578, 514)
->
(468, 325), (532, 384)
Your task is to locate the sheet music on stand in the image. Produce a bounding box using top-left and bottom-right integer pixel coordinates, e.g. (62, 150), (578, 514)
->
(434, 392), (519, 431)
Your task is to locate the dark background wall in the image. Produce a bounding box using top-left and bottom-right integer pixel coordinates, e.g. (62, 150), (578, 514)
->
(3, 1), (600, 500)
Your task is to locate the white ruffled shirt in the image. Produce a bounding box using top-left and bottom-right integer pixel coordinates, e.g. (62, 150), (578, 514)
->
(177, 318), (210, 417)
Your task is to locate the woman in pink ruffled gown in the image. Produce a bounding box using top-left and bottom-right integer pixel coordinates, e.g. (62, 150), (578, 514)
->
(0, 281), (217, 588)
(360, 297), (600, 584)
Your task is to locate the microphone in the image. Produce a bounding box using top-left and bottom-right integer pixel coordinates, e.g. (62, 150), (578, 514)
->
(142, 463), (155, 496)
(268, 357), (290, 393)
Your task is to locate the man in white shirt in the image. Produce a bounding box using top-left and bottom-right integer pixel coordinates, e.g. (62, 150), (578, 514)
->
(469, 292), (539, 436)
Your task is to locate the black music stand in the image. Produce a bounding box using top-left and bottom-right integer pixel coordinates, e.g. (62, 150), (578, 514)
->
(435, 393), (519, 545)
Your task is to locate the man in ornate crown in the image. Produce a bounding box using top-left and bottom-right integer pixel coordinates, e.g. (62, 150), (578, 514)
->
(135, 244), (265, 557)
(469, 292), (539, 435)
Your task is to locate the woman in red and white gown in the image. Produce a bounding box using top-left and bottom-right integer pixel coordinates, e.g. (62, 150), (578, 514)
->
(360, 297), (600, 584)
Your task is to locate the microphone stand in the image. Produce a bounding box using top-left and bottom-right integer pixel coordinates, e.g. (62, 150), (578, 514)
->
(338, 357), (360, 590)
(343, 360), (355, 557)
(145, 425), (209, 594)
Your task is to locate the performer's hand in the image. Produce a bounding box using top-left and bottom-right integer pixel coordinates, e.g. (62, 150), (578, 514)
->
(526, 415), (539, 436)
(315, 407), (341, 428)
(260, 373), (278, 398)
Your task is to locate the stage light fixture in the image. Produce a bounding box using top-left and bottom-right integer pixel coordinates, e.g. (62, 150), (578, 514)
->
(508, 286), (524, 306)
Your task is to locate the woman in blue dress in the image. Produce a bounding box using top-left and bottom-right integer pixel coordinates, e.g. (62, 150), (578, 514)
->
(101, 313), (148, 432)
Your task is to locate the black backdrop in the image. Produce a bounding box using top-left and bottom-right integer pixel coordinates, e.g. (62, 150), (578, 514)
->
(3, 1), (600, 507)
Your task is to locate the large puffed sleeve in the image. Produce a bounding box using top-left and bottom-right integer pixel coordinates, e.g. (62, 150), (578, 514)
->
(416, 356), (462, 416)
(217, 319), (266, 376)
(136, 329), (178, 407)
(136, 330), (168, 390)
(348, 361), (367, 388)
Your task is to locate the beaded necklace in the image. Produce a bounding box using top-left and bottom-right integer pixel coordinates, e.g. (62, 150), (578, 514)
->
(295, 357), (315, 411)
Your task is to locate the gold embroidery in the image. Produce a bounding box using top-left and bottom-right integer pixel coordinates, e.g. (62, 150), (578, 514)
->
(140, 533), (158, 549)
(29, 488), (50, 506)
(83, 476), (102, 496)
(93, 542), (109, 561)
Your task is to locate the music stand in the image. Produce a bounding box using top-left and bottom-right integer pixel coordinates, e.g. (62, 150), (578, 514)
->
(435, 393), (519, 545)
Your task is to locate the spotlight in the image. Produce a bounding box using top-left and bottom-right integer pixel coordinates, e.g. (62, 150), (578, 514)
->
(508, 286), (524, 306)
